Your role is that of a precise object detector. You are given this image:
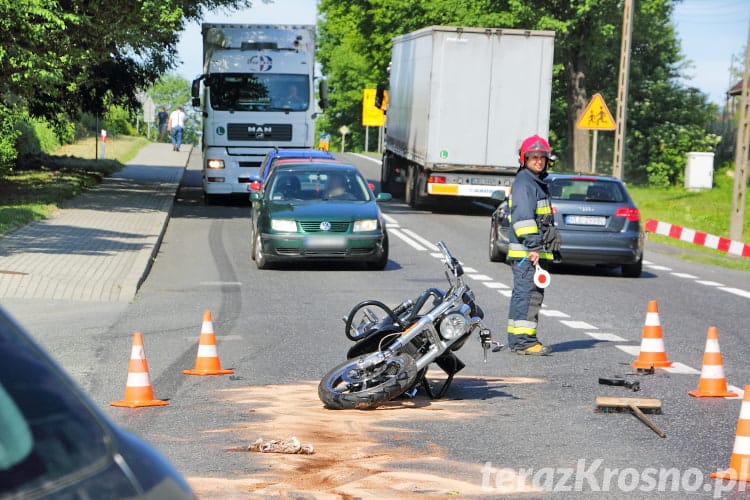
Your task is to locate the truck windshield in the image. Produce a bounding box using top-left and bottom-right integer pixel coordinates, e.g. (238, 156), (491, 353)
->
(208, 74), (309, 112)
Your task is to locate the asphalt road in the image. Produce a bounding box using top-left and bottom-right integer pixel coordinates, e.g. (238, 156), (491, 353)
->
(8, 152), (750, 499)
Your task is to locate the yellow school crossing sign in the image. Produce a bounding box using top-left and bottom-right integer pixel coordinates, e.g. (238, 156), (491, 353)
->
(576, 93), (616, 130)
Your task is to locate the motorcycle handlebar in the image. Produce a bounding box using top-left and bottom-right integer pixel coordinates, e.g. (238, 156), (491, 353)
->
(436, 240), (462, 277)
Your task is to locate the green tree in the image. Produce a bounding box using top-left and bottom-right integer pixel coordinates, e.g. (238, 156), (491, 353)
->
(0, 0), (254, 172)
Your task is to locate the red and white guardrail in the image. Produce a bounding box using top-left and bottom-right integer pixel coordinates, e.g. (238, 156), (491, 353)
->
(644, 219), (750, 258)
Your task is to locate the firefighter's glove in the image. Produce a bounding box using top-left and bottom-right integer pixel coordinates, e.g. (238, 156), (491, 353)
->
(542, 225), (561, 252)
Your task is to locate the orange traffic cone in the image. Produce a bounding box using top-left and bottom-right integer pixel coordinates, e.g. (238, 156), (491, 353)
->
(111, 333), (168, 408)
(689, 327), (738, 398)
(711, 385), (750, 482)
(183, 310), (234, 376)
(631, 300), (673, 369)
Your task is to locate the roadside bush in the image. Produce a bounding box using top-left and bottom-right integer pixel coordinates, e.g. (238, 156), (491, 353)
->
(104, 105), (137, 135)
(0, 105), (22, 175)
(15, 118), (61, 157)
(643, 122), (720, 188)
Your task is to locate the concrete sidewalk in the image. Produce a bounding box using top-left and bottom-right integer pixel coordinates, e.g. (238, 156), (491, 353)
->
(0, 143), (189, 302)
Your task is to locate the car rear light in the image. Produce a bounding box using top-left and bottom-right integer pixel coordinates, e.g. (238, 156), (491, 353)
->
(368, 182), (375, 190)
(552, 206), (558, 214)
(248, 181), (262, 191)
(615, 207), (640, 221)
(428, 175), (446, 184)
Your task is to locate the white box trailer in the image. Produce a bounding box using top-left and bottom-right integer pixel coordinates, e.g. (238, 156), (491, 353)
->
(381, 26), (555, 208)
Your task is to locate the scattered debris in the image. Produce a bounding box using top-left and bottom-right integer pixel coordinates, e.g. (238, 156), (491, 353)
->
(247, 436), (315, 454)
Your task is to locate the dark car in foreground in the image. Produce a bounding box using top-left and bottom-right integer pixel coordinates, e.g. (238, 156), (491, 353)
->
(489, 173), (644, 277)
(249, 162), (391, 269)
(0, 307), (194, 499)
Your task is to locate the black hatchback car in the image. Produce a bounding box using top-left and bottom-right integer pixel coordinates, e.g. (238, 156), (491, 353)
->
(489, 173), (644, 277)
(0, 307), (194, 499)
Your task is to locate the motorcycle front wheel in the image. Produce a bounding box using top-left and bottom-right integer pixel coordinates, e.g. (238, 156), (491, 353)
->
(318, 352), (418, 410)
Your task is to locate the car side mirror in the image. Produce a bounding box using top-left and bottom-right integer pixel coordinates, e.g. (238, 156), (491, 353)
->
(490, 190), (506, 203)
(376, 193), (392, 202)
(249, 191), (262, 202)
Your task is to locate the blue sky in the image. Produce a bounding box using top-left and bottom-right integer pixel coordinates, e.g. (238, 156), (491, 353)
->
(175, 0), (749, 106)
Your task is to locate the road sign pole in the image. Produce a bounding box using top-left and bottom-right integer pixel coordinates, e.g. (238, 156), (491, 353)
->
(591, 130), (598, 173)
(365, 126), (369, 152)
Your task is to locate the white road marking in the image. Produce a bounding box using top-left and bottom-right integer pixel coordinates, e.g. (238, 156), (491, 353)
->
(647, 264), (672, 271)
(388, 227), (426, 251)
(663, 363), (701, 375)
(401, 228), (439, 251)
(559, 320), (597, 330)
(483, 282), (510, 289)
(616, 345), (641, 356)
(696, 280), (724, 287)
(719, 287), (750, 299)
(586, 332), (627, 342)
(539, 309), (570, 318)
(671, 272), (698, 279)
(467, 274), (493, 281)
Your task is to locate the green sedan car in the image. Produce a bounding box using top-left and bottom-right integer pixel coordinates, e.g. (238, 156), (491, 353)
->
(249, 162), (391, 269)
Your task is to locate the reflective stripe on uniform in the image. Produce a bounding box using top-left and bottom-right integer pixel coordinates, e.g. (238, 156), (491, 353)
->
(513, 219), (539, 236)
(536, 199), (552, 215)
(507, 319), (538, 336)
(508, 244), (554, 260)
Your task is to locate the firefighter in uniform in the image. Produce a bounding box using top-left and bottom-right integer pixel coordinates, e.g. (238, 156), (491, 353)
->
(506, 135), (560, 355)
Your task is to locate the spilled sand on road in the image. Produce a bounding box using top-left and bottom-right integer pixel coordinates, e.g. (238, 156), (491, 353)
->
(187, 374), (544, 498)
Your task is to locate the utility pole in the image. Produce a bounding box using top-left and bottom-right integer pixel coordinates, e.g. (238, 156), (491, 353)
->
(612, 0), (633, 180)
(729, 21), (750, 241)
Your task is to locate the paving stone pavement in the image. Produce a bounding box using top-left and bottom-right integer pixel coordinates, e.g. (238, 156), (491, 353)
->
(0, 143), (189, 302)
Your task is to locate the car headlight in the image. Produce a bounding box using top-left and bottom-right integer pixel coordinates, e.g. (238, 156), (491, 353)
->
(353, 219), (378, 232)
(271, 219), (297, 232)
(207, 159), (225, 169)
(439, 312), (469, 340)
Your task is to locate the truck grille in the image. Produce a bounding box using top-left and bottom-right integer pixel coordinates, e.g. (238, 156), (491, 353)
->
(227, 123), (292, 141)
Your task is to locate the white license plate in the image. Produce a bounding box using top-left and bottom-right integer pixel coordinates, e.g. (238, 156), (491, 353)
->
(305, 236), (345, 250)
(566, 215), (606, 226)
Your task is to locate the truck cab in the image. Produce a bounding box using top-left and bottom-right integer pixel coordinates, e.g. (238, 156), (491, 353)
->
(192, 24), (327, 203)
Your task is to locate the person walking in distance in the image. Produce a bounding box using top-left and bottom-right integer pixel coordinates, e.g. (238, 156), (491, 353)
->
(505, 134), (561, 355)
(168, 106), (186, 151)
(156, 106), (168, 142)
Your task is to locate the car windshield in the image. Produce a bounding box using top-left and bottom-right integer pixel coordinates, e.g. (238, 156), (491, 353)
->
(208, 73), (309, 112)
(268, 171), (371, 202)
(547, 178), (625, 203)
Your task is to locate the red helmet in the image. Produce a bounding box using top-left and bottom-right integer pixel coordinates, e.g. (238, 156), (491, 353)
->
(518, 134), (551, 166)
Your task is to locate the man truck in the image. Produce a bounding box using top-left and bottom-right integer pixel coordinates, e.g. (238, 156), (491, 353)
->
(380, 26), (555, 209)
(192, 24), (326, 203)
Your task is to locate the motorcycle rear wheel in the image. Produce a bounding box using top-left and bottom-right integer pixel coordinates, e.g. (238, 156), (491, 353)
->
(318, 352), (418, 410)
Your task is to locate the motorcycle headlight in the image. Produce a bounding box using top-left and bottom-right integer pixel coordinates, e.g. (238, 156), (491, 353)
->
(439, 312), (469, 340)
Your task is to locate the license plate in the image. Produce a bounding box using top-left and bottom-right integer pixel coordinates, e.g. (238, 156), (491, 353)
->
(566, 215), (606, 226)
(305, 236), (345, 250)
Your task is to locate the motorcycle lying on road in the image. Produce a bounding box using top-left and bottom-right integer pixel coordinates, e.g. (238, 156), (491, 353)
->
(318, 240), (503, 410)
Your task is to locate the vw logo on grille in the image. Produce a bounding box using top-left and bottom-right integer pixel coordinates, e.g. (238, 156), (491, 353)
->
(319, 221), (331, 231)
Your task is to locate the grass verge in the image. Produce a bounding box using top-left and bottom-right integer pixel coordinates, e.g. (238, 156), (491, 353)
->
(0, 135), (149, 237)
